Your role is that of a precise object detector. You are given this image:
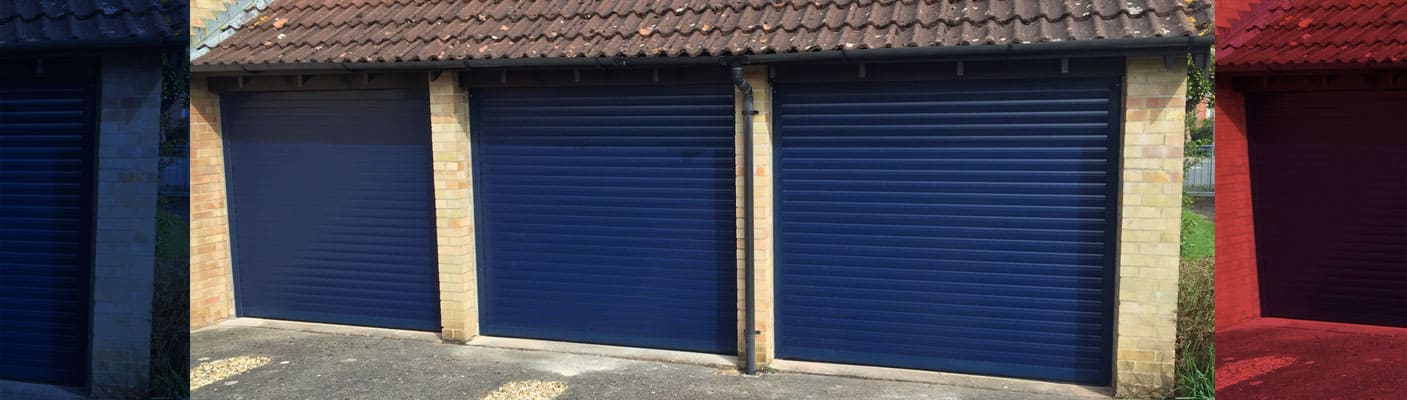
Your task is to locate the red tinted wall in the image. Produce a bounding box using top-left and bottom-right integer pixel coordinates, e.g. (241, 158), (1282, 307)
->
(1216, 0), (1261, 30)
(1215, 85), (1261, 328)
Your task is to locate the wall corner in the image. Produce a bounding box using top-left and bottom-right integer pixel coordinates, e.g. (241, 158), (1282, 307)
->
(188, 76), (236, 330)
(736, 64), (776, 367)
(1213, 84), (1259, 328)
(88, 52), (162, 398)
(429, 72), (479, 342)
(1112, 56), (1186, 396)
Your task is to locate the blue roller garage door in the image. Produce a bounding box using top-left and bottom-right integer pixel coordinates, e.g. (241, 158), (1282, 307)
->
(1250, 91), (1407, 327)
(776, 78), (1119, 384)
(473, 84), (736, 354)
(0, 78), (95, 386)
(222, 89), (440, 331)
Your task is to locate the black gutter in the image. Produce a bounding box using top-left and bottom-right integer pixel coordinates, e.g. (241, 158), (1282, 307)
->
(0, 38), (185, 54)
(190, 36), (1213, 74)
(730, 65), (758, 376)
(1217, 62), (1407, 74)
(749, 36), (1212, 63)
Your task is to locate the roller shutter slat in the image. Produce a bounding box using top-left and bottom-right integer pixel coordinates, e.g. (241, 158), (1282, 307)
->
(0, 78), (94, 386)
(1251, 90), (1407, 327)
(776, 79), (1118, 385)
(222, 89), (440, 331)
(474, 84), (737, 354)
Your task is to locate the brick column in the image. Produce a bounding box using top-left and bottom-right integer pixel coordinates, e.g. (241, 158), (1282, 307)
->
(189, 0), (232, 30)
(1113, 57), (1186, 395)
(189, 78), (235, 329)
(1213, 85), (1259, 327)
(429, 73), (478, 342)
(89, 53), (161, 397)
(735, 65), (775, 366)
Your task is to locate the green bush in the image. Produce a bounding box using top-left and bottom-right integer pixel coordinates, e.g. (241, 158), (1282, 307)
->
(150, 206), (189, 399)
(1172, 49), (1215, 400)
(1175, 257), (1215, 399)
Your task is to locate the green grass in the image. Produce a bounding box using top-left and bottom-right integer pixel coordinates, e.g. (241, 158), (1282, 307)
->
(1175, 341), (1215, 400)
(1174, 205), (1215, 400)
(1180, 209), (1214, 261)
(1174, 257), (1215, 399)
(150, 205), (189, 400)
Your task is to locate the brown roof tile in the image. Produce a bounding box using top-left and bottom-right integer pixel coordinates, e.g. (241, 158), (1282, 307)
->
(193, 0), (1212, 66)
(0, 0), (187, 49)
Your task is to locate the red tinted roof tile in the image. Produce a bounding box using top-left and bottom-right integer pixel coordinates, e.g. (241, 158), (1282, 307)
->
(1219, 0), (1407, 70)
(193, 0), (1212, 66)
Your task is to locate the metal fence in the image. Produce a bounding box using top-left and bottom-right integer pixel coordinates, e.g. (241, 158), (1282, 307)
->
(159, 145), (189, 197)
(1184, 145), (1213, 197)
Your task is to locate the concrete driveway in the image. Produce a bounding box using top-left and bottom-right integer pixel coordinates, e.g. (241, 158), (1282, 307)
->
(0, 381), (85, 400)
(1217, 318), (1407, 400)
(191, 320), (1105, 400)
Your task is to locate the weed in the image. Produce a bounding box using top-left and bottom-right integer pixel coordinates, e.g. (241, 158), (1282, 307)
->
(150, 205), (190, 399)
(1177, 258), (1215, 352)
(1175, 342), (1215, 400)
(1175, 257), (1215, 399)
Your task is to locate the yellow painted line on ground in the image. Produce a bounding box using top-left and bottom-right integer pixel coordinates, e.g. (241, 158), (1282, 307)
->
(1218, 355), (1298, 388)
(481, 380), (569, 400)
(190, 355), (273, 391)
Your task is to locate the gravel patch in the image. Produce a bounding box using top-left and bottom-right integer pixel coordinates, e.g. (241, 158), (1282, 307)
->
(481, 380), (568, 400)
(191, 355), (272, 391)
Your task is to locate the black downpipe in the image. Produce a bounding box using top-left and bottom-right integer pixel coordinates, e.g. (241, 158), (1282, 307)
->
(730, 65), (758, 376)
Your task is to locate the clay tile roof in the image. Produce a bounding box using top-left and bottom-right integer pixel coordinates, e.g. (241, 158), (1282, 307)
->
(192, 0), (1212, 67)
(1219, 0), (1407, 70)
(0, 0), (188, 49)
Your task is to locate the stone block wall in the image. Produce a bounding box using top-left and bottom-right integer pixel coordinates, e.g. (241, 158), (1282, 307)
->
(190, 0), (234, 30)
(430, 73), (479, 342)
(1213, 86), (1259, 328)
(734, 65), (776, 366)
(188, 78), (235, 330)
(1113, 56), (1188, 395)
(89, 53), (162, 397)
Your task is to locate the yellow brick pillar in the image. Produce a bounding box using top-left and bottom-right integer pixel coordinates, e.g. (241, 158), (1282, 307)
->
(429, 72), (479, 342)
(89, 53), (163, 396)
(188, 78), (236, 330)
(186, 0), (238, 331)
(189, 0), (233, 31)
(736, 65), (776, 367)
(1114, 56), (1186, 395)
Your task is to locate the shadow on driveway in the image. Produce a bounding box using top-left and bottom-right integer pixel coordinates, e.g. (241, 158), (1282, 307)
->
(1216, 318), (1407, 400)
(192, 323), (1092, 400)
(0, 380), (85, 400)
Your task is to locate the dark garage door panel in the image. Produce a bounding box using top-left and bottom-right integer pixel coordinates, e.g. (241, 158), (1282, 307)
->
(223, 89), (440, 331)
(1250, 91), (1407, 327)
(776, 79), (1119, 384)
(473, 85), (737, 354)
(0, 78), (95, 385)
